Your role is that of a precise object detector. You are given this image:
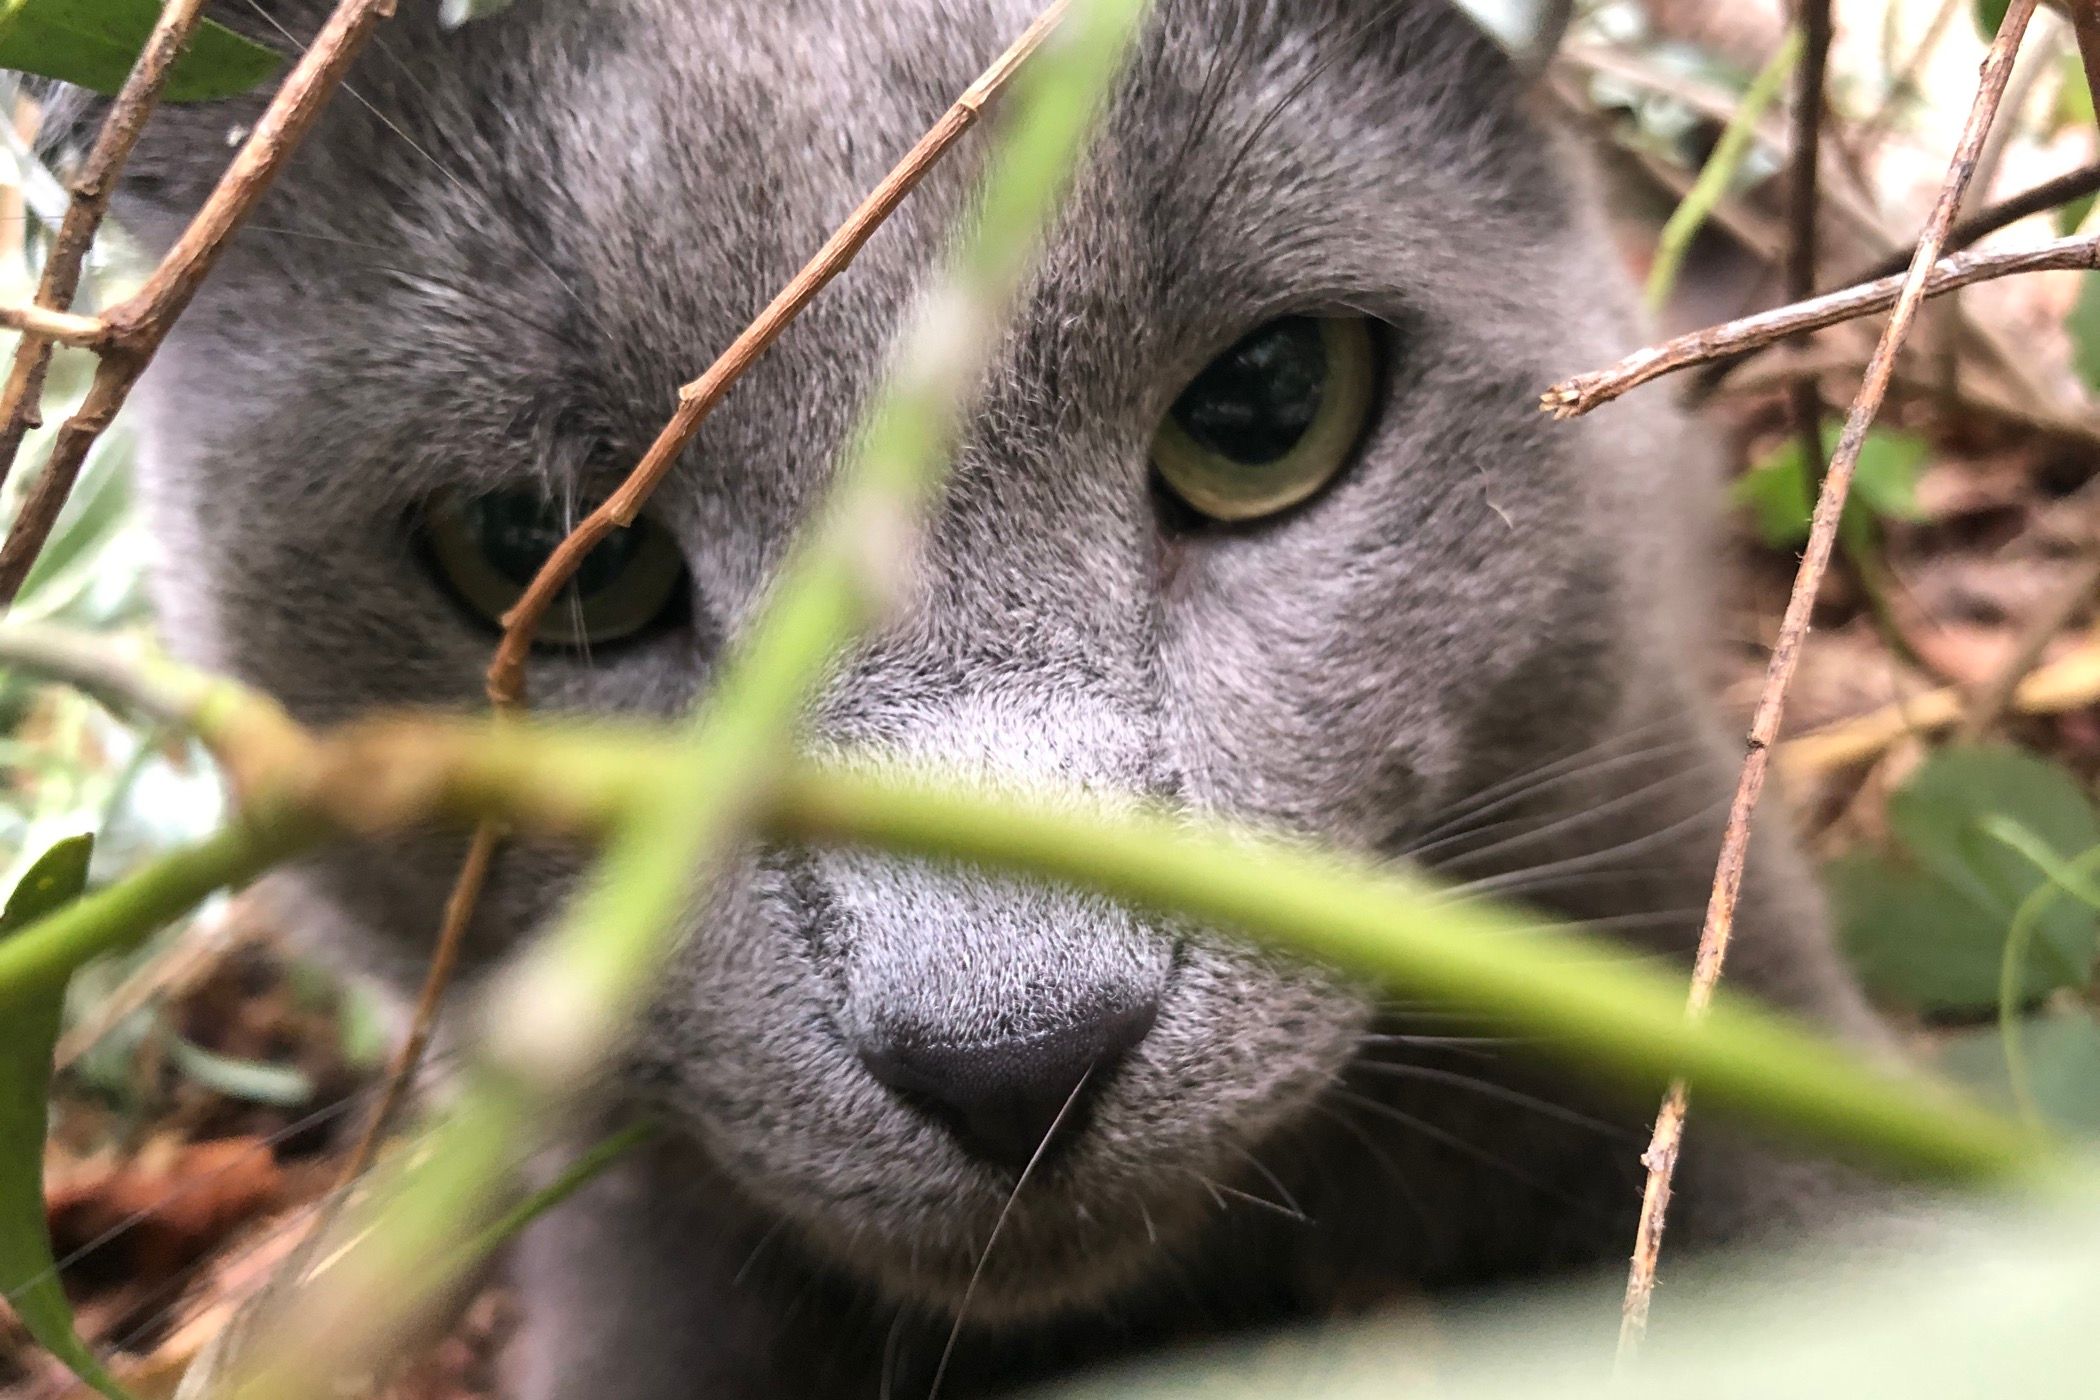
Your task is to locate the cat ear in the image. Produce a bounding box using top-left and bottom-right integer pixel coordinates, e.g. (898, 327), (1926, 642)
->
(1446, 0), (1573, 77)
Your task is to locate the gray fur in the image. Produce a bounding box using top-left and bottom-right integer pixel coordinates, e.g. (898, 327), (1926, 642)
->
(104, 1), (1882, 1394)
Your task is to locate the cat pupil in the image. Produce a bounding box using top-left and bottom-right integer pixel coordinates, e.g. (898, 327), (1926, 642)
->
(467, 493), (633, 596)
(1170, 317), (1327, 465)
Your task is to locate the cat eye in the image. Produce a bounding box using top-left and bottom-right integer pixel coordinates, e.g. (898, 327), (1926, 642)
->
(1150, 316), (1378, 523)
(418, 491), (689, 648)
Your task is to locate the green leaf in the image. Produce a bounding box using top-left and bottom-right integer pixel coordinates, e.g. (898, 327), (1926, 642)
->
(1973, 0), (2011, 37)
(1939, 1010), (2100, 1139)
(1834, 746), (2100, 1012)
(2069, 273), (2100, 392)
(1733, 424), (1926, 550)
(0, 0), (281, 103)
(0, 835), (135, 1400)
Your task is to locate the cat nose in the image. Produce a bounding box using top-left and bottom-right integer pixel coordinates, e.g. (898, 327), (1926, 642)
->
(858, 998), (1159, 1175)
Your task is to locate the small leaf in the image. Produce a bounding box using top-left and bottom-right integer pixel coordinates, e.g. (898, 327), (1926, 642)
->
(0, 0), (281, 103)
(2069, 273), (2100, 392)
(0, 836), (135, 1400)
(1973, 0), (2011, 37)
(1732, 424), (1926, 550)
(1939, 1010), (2100, 1139)
(1834, 747), (2100, 1012)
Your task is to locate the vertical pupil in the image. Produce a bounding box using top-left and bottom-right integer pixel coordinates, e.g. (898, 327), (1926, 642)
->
(1170, 317), (1328, 465)
(469, 494), (636, 596)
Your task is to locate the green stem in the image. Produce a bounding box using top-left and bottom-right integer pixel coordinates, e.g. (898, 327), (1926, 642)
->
(1983, 816), (2100, 1128)
(449, 1119), (659, 1271)
(0, 802), (321, 1017)
(1645, 29), (1806, 312)
(775, 763), (2057, 1186)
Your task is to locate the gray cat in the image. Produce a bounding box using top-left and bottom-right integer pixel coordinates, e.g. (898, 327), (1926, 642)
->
(86, 0), (1884, 1394)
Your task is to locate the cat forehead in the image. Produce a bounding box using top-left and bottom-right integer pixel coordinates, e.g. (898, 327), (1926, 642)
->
(170, 0), (1561, 502)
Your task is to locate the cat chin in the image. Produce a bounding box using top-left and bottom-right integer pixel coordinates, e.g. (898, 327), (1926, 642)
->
(816, 1197), (1204, 1326)
(716, 1144), (1223, 1324)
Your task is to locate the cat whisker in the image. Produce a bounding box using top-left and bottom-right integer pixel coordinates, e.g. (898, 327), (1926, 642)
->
(1398, 729), (1713, 860)
(1219, 1140), (1309, 1224)
(1329, 1089), (1617, 1220)
(927, 1068), (1092, 1400)
(1346, 1059), (1634, 1140)
(1408, 761), (1716, 875)
(1176, 1167), (1306, 1224)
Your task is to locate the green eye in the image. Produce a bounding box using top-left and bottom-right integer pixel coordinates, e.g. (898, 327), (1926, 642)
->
(419, 491), (688, 648)
(1150, 316), (1378, 523)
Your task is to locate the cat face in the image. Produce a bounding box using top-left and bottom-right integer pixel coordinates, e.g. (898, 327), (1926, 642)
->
(123, 0), (1714, 1319)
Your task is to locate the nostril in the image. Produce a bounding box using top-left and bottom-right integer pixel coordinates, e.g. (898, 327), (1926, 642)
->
(858, 998), (1158, 1175)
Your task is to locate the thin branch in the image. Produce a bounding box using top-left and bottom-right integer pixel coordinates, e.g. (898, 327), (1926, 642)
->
(329, 821), (501, 1189)
(1617, 0), (2043, 1363)
(0, 0), (400, 608)
(335, 0), (1081, 1213)
(1854, 161), (2100, 284)
(482, 0), (1072, 710)
(1542, 232), (2100, 419)
(0, 0), (209, 500)
(1693, 159), (2100, 396)
(0, 303), (108, 348)
(1783, 0), (1833, 553)
(2074, 3), (2100, 136)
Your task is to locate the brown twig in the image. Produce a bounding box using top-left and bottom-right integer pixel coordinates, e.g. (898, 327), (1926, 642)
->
(332, 0), (1077, 1192)
(1693, 158), (2100, 396)
(0, 0), (209, 502)
(1782, 0), (1832, 489)
(1616, 0), (2043, 1362)
(0, 302), (108, 347)
(2067, 2), (2100, 138)
(1543, 232), (2100, 419)
(1848, 158), (2100, 283)
(0, 0), (400, 608)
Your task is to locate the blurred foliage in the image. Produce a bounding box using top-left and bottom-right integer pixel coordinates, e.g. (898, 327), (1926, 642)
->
(0, 836), (130, 1400)
(0, 0), (277, 102)
(1734, 423), (1927, 554)
(1832, 746), (2100, 1011)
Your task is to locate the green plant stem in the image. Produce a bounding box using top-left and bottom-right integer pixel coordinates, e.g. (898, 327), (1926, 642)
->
(449, 1119), (659, 1271)
(0, 802), (321, 1017)
(774, 763), (2056, 1186)
(1645, 29), (1807, 312)
(1983, 817), (2100, 1127)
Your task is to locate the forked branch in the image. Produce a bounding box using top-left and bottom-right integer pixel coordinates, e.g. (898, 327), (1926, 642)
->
(1543, 232), (2100, 419)
(0, 0), (401, 606)
(0, 0), (210, 501)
